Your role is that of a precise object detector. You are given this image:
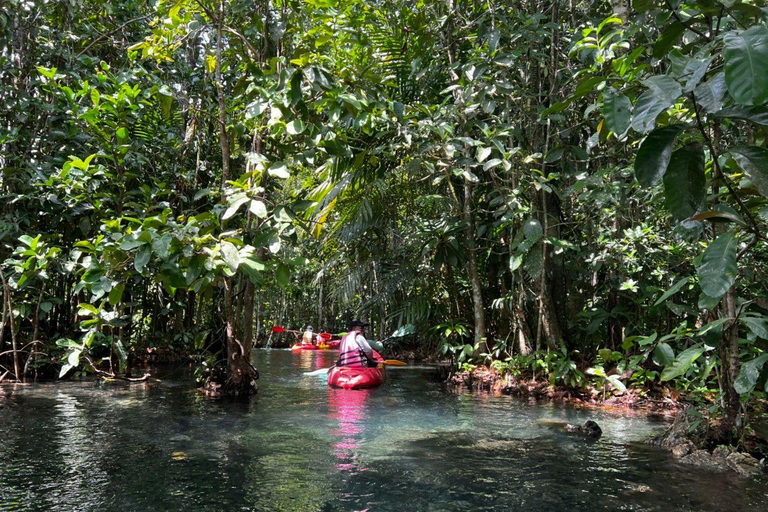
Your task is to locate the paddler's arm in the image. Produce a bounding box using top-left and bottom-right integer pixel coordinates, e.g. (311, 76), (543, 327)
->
(355, 334), (376, 358)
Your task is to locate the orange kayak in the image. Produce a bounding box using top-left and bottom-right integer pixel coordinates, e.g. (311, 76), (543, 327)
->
(327, 365), (386, 389)
(318, 340), (340, 350)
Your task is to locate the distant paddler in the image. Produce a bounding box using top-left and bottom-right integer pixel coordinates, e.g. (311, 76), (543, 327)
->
(301, 325), (318, 346)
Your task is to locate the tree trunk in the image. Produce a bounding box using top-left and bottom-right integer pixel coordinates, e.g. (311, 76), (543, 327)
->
(463, 180), (487, 350)
(224, 278), (256, 395)
(716, 280), (741, 442)
(317, 276), (323, 330)
(215, 0), (230, 185)
(1, 272), (21, 381)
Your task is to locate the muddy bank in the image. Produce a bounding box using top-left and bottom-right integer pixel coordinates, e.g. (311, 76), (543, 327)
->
(447, 366), (679, 414)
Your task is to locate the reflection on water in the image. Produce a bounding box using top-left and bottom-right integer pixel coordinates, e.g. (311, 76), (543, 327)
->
(0, 349), (766, 512)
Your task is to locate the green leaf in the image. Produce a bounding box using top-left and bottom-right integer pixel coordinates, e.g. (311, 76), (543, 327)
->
(108, 283), (125, 306)
(134, 245), (151, 273)
(660, 345), (706, 381)
(59, 363), (74, 378)
(724, 26), (768, 106)
(268, 161), (289, 179)
(695, 230), (738, 299)
(606, 374), (627, 392)
(631, 76), (682, 134)
(509, 253), (524, 272)
(186, 255), (205, 285)
(476, 146), (492, 163)
(654, 277), (690, 306)
(742, 317), (768, 339)
(240, 257), (264, 284)
(151, 234), (173, 259)
(635, 125), (685, 187)
(653, 21), (685, 59)
(223, 195), (250, 220)
(690, 210), (746, 225)
(654, 343), (675, 366)
(286, 119), (305, 135)
(698, 290), (721, 310)
(289, 70), (303, 105)
(694, 72), (727, 113)
(734, 354), (768, 394)
(713, 106), (768, 126)
(120, 236), (145, 250)
(220, 241), (240, 272)
(728, 146), (768, 197)
(523, 219), (543, 241)
(603, 89), (632, 136)
(67, 348), (82, 368)
(276, 263), (290, 288)
(663, 144), (706, 220)
(249, 200), (268, 218)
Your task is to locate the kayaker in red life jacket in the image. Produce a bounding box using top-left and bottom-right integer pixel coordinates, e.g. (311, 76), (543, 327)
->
(337, 319), (383, 368)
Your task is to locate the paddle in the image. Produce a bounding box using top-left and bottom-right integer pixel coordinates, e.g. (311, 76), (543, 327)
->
(304, 359), (406, 376)
(271, 325), (299, 334)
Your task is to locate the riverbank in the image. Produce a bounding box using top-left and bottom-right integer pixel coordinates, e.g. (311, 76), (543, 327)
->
(448, 366), (767, 477)
(447, 366), (680, 415)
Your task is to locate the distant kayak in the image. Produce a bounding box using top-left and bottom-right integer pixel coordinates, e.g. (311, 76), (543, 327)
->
(327, 365), (386, 389)
(318, 340), (340, 350)
(291, 344), (319, 351)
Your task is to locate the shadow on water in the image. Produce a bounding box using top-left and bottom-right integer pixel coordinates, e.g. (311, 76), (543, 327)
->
(1, 348), (766, 511)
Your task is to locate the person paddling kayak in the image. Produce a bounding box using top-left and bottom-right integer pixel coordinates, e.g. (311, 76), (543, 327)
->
(337, 319), (383, 367)
(329, 319), (386, 389)
(301, 325), (317, 346)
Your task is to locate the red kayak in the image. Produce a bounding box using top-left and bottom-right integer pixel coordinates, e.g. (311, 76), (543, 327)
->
(291, 344), (319, 351)
(327, 365), (386, 389)
(318, 340), (340, 350)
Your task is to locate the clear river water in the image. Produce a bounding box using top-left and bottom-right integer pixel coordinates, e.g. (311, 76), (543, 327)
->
(1, 348), (766, 511)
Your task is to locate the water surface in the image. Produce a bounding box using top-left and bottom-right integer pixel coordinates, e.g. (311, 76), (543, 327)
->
(1, 349), (766, 511)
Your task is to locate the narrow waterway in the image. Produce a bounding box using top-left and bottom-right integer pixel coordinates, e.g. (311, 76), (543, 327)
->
(0, 349), (766, 511)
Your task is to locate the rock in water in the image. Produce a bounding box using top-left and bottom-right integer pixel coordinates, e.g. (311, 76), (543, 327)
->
(563, 420), (602, 439)
(725, 452), (762, 477)
(582, 420), (602, 438)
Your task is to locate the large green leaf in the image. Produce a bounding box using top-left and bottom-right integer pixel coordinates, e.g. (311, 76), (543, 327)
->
(632, 76), (682, 134)
(742, 317), (768, 339)
(694, 72), (727, 113)
(660, 344), (706, 381)
(728, 146), (768, 197)
(734, 354), (768, 394)
(653, 277), (690, 306)
(151, 234), (173, 259)
(220, 241), (240, 272)
(134, 245), (151, 273)
(632, 91), (669, 134)
(663, 144), (706, 220)
(276, 263), (290, 288)
(635, 125), (685, 187)
(713, 106), (768, 126)
(603, 88), (632, 136)
(724, 26), (768, 106)
(653, 21), (685, 59)
(695, 230), (738, 298)
(653, 343), (675, 366)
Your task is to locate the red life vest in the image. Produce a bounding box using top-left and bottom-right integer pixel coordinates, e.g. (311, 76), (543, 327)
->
(337, 332), (367, 368)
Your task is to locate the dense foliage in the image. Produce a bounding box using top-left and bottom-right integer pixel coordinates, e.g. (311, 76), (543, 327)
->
(2, 0), (767, 440)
